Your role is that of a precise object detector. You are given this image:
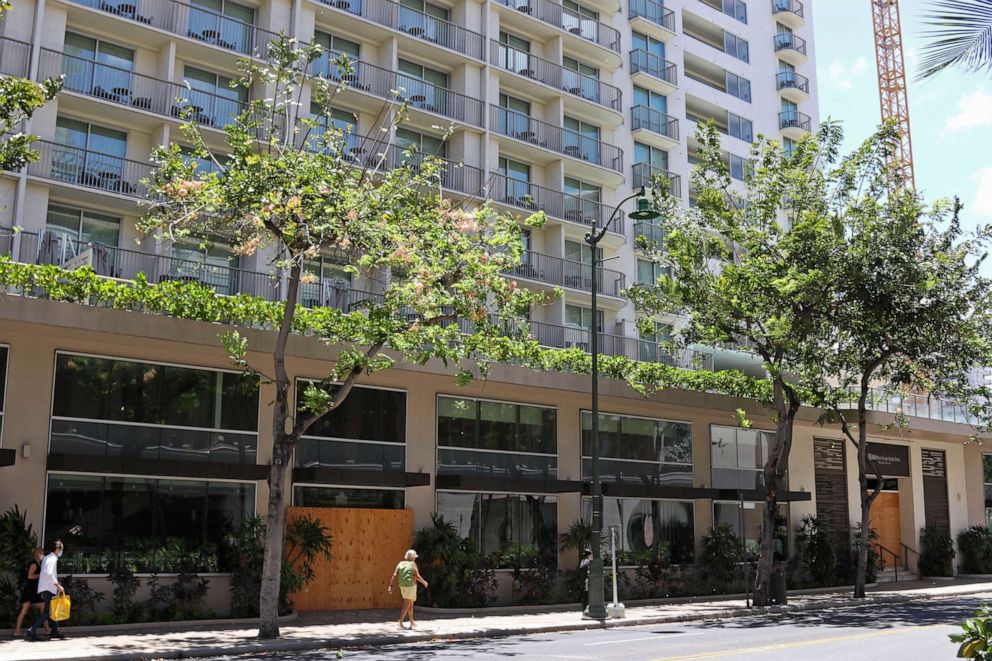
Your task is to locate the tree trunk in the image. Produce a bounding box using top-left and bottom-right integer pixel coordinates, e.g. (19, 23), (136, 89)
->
(853, 387), (880, 599)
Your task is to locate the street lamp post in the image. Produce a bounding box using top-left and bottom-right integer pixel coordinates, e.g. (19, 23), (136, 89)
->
(585, 186), (660, 620)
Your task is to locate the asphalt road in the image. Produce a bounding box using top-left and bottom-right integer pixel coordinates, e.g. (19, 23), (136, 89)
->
(210, 596), (989, 661)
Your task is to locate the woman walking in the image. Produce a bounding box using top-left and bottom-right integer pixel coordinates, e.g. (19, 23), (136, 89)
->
(387, 549), (428, 629)
(13, 548), (46, 637)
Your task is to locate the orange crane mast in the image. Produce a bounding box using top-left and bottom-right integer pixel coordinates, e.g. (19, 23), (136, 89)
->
(870, 0), (916, 190)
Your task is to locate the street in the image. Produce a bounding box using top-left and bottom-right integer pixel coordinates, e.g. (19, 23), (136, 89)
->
(206, 596), (987, 661)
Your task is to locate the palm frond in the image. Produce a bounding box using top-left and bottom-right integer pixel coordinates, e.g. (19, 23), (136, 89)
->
(917, 0), (992, 80)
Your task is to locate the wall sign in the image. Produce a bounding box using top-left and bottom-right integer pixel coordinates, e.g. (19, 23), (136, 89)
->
(865, 442), (910, 477)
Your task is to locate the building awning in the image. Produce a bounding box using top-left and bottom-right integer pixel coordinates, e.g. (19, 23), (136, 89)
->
(47, 453), (269, 480)
(0, 449), (14, 467)
(292, 467), (430, 488)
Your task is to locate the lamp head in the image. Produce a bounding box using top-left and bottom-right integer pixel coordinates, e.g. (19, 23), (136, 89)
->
(627, 187), (661, 221)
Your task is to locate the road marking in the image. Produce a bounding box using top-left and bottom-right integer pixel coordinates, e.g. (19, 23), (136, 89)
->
(648, 624), (948, 660)
(585, 633), (705, 646)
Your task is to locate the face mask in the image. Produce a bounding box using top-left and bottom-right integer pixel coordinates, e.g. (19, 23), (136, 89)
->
(55, 550), (63, 558)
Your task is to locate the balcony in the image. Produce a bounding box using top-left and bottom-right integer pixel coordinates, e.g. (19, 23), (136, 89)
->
(779, 110), (812, 139)
(630, 105), (679, 145)
(494, 0), (620, 55)
(298, 282), (385, 310)
(0, 37), (30, 78)
(634, 221), (664, 244)
(630, 49), (677, 93)
(39, 48), (247, 129)
(773, 32), (807, 65)
(318, 58), (484, 127)
(67, 0), (280, 58)
(505, 249), (625, 297)
(23, 140), (153, 199)
(488, 173), (624, 235)
(776, 71), (810, 102)
(490, 41), (623, 115)
(771, 0), (804, 27)
(628, 0), (675, 38)
(631, 162), (681, 198)
(490, 106), (623, 173)
(316, 0), (485, 61)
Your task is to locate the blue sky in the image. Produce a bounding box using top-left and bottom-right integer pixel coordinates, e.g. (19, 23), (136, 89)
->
(812, 1), (992, 231)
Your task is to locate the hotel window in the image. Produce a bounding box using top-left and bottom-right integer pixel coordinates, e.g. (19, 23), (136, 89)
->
(436, 395), (557, 478)
(565, 304), (603, 334)
(188, 0), (256, 55)
(183, 66), (247, 128)
(50, 353), (259, 463)
(308, 105), (357, 153)
(498, 157), (531, 204)
(634, 86), (667, 114)
(637, 258), (670, 286)
(46, 204), (120, 250)
(397, 59), (449, 113)
(395, 127), (446, 158)
(638, 321), (673, 363)
(721, 0), (747, 23)
(497, 31), (531, 72)
(582, 411), (693, 486)
(53, 117), (127, 189)
(62, 33), (134, 99)
(725, 71), (751, 102)
(563, 56), (600, 102)
(300, 256), (352, 308)
(563, 0), (599, 41)
(170, 238), (241, 295)
(498, 93), (532, 138)
(714, 501), (789, 559)
(730, 154), (748, 181)
(564, 176), (601, 223)
(632, 31), (664, 59)
(711, 425), (782, 490)
(313, 32), (360, 79)
(295, 381), (406, 473)
(564, 116), (601, 164)
(728, 112), (753, 142)
(783, 137), (797, 158)
(723, 30), (749, 62)
(582, 498), (694, 564)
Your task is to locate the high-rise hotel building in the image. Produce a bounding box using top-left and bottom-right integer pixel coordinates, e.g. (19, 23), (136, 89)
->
(0, 0), (984, 608)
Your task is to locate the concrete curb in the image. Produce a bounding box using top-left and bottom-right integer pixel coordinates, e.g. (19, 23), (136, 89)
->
(0, 611), (298, 637)
(33, 589), (984, 661)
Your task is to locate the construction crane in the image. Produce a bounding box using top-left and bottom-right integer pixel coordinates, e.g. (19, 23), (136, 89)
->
(870, 0), (916, 190)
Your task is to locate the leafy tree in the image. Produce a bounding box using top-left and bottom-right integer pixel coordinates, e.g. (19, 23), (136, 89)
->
(140, 37), (540, 637)
(918, 0), (992, 80)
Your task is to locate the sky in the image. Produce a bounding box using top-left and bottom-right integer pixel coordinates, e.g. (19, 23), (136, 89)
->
(811, 1), (992, 233)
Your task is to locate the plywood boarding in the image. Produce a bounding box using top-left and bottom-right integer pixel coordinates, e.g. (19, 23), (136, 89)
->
(287, 507), (414, 611)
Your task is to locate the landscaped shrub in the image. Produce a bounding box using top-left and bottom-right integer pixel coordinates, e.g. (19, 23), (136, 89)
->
(60, 575), (103, 625)
(919, 526), (955, 577)
(511, 564), (561, 606)
(107, 566), (142, 623)
(0, 506), (39, 628)
(792, 516), (837, 587)
(958, 526), (992, 574)
(699, 524), (744, 591)
(950, 602), (992, 658)
(414, 513), (496, 609)
(170, 572), (211, 620)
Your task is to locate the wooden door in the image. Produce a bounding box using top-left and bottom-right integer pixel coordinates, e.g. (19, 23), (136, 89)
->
(869, 492), (902, 568)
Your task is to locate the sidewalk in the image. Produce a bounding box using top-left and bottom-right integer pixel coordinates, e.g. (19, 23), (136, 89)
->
(2, 579), (991, 661)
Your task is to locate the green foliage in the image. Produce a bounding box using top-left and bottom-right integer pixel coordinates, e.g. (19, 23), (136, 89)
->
(558, 519), (605, 555)
(511, 565), (561, 606)
(169, 573), (211, 620)
(60, 575), (103, 625)
(281, 514), (334, 602)
(958, 527), (992, 574)
(413, 513), (495, 608)
(951, 603), (992, 659)
(0, 506), (39, 627)
(920, 526), (956, 577)
(793, 516), (837, 587)
(108, 566), (141, 622)
(699, 524), (744, 590)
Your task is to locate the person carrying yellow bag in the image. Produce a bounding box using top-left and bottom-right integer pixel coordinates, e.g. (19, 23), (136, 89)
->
(26, 540), (67, 641)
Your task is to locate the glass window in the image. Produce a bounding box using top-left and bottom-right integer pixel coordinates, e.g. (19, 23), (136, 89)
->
(637, 258), (670, 285)
(0, 346), (6, 441)
(726, 71), (751, 102)
(299, 382), (406, 443)
(565, 304), (603, 332)
(783, 137), (797, 158)
(721, 0), (747, 23)
(294, 485), (405, 509)
(710, 425), (780, 490)
(631, 31), (664, 58)
(582, 411), (692, 485)
(635, 142), (668, 170)
(183, 66), (247, 128)
(730, 154), (747, 180)
(983, 455), (992, 524)
(171, 238), (240, 295)
(728, 112), (753, 142)
(723, 31), (749, 62)
(395, 128), (446, 157)
(583, 497), (694, 564)
(437, 491), (558, 567)
(46, 204), (120, 250)
(714, 501), (789, 559)
(313, 31), (360, 79)
(633, 86), (666, 113)
(188, 0), (256, 54)
(62, 33), (134, 97)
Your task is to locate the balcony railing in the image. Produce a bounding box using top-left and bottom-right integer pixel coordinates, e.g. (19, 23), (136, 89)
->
(529, 319), (712, 367)
(316, 58), (484, 127)
(490, 106), (623, 172)
(634, 221), (664, 244)
(318, 0), (485, 60)
(0, 36), (31, 77)
(771, 0), (803, 18)
(24, 140), (153, 199)
(488, 173), (624, 234)
(298, 282), (385, 311)
(67, 0), (279, 58)
(631, 163), (681, 197)
(495, 0), (620, 53)
(39, 48), (248, 128)
(779, 110), (811, 132)
(836, 386), (979, 425)
(628, 0), (675, 33)
(773, 32), (807, 55)
(506, 249), (625, 296)
(631, 105), (679, 141)
(490, 41), (622, 112)
(630, 49), (677, 86)
(776, 70), (810, 94)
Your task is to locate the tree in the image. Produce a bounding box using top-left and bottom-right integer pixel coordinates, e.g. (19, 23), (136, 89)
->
(0, 1), (62, 171)
(626, 121), (844, 606)
(812, 126), (992, 597)
(140, 37), (542, 638)
(918, 0), (992, 80)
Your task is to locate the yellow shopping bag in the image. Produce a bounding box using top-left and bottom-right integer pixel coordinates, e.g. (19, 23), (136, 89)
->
(50, 594), (71, 622)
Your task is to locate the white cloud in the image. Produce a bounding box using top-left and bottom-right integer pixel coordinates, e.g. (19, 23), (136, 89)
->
(826, 57), (868, 90)
(943, 89), (992, 134)
(972, 168), (992, 219)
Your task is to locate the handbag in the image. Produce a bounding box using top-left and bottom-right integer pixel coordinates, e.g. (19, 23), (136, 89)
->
(50, 594), (71, 621)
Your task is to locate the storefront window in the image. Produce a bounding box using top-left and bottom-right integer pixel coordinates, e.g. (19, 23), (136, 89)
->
(711, 425), (782, 490)
(713, 501), (789, 560)
(582, 497), (694, 564)
(293, 485), (404, 509)
(0, 346), (7, 441)
(45, 473), (254, 573)
(983, 455), (992, 526)
(581, 412), (692, 485)
(436, 491), (557, 567)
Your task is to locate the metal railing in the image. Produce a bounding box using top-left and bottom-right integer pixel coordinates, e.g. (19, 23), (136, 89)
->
(631, 162), (681, 197)
(25, 140), (154, 199)
(297, 282), (385, 311)
(776, 70), (810, 94)
(630, 49), (677, 86)
(487, 173), (624, 234)
(774, 32), (807, 55)
(490, 41), (622, 112)
(317, 0), (485, 60)
(316, 58), (484, 127)
(771, 0), (804, 19)
(67, 0), (280, 58)
(529, 319), (713, 367)
(631, 105), (679, 141)
(779, 110), (812, 132)
(39, 48), (248, 128)
(0, 36), (31, 77)
(495, 0), (620, 53)
(836, 386), (978, 425)
(628, 0), (675, 32)
(634, 221), (664, 244)
(505, 249), (625, 296)
(490, 106), (623, 172)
